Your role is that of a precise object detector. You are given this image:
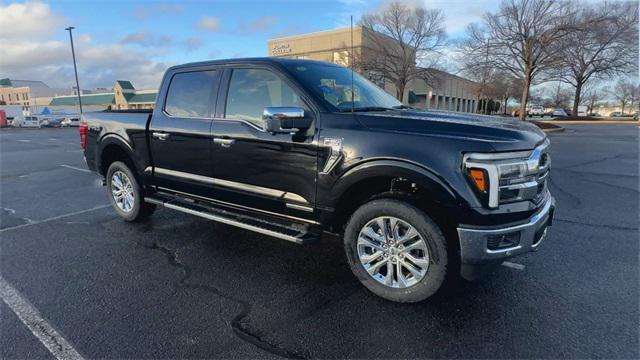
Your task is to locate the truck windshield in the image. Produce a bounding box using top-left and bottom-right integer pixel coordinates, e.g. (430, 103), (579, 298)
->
(285, 63), (403, 112)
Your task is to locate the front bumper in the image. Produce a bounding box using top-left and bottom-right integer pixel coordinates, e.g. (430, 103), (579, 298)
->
(457, 196), (555, 266)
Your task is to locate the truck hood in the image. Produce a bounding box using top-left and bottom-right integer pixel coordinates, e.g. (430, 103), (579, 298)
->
(356, 110), (547, 151)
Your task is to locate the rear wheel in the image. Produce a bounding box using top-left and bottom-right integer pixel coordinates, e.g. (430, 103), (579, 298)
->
(343, 199), (448, 303)
(106, 161), (155, 222)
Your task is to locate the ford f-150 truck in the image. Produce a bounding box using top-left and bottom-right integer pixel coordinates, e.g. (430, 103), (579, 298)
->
(81, 58), (555, 302)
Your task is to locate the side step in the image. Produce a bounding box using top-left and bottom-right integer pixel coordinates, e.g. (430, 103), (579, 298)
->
(144, 194), (321, 244)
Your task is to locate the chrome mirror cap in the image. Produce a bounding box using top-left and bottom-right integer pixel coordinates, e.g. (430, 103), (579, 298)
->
(262, 107), (305, 120)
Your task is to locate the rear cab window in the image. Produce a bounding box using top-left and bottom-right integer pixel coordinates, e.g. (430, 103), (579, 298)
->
(164, 70), (218, 118)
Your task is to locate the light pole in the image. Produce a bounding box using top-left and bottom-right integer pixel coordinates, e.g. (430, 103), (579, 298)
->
(65, 26), (83, 115)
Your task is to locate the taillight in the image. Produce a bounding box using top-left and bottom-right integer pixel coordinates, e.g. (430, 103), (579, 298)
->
(79, 123), (88, 150)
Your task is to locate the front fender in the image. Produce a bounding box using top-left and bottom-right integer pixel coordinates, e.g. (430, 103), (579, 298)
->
(327, 159), (463, 209)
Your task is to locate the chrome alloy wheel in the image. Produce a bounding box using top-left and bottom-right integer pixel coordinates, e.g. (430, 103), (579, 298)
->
(357, 216), (430, 288)
(111, 170), (135, 213)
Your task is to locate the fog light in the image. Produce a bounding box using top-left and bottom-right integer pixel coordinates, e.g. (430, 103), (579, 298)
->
(487, 232), (521, 250)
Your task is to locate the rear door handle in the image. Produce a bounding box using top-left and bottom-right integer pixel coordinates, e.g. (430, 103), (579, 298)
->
(213, 138), (235, 148)
(152, 132), (170, 141)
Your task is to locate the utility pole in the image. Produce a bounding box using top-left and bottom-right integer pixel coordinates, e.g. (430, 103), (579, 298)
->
(65, 26), (83, 115)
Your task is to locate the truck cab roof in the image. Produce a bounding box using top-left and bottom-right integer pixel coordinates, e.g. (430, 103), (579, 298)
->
(168, 57), (340, 72)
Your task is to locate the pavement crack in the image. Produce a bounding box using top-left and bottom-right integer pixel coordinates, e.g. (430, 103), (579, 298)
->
(548, 177), (581, 206)
(141, 239), (305, 359)
(555, 218), (638, 231)
(565, 152), (637, 170)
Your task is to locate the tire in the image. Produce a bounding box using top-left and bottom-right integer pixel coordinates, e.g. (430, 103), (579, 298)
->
(343, 199), (448, 303)
(106, 161), (155, 222)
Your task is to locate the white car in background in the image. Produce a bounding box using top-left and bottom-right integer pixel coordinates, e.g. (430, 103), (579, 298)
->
(19, 116), (41, 128)
(528, 105), (545, 117)
(61, 117), (80, 127)
(552, 108), (568, 117)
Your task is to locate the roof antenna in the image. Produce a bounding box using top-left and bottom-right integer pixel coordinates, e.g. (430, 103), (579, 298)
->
(350, 15), (355, 114)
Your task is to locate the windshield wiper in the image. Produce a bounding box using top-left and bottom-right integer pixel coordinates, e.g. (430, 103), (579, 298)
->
(392, 105), (414, 110)
(339, 106), (394, 112)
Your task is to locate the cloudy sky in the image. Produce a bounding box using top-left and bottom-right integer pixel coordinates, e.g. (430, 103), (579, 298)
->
(0, 0), (500, 90)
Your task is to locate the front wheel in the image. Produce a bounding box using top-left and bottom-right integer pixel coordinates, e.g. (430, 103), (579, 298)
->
(344, 199), (448, 303)
(106, 161), (155, 222)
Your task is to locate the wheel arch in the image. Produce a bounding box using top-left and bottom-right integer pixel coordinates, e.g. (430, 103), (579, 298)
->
(98, 135), (139, 177)
(327, 159), (463, 235)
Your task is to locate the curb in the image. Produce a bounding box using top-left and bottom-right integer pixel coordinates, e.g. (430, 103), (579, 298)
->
(542, 127), (565, 133)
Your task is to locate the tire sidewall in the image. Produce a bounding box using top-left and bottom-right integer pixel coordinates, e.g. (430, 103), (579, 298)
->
(106, 161), (143, 222)
(344, 199), (448, 303)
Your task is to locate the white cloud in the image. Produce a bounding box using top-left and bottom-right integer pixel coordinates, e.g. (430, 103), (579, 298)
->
(131, 4), (184, 20)
(0, 2), (167, 90)
(195, 16), (221, 31)
(422, 0), (499, 37)
(0, 2), (64, 39)
(239, 16), (277, 34)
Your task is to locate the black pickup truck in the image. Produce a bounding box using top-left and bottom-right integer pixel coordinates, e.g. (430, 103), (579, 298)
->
(81, 58), (555, 302)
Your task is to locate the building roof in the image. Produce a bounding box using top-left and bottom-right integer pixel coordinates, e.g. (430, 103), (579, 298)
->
(116, 80), (135, 90)
(49, 93), (115, 106)
(128, 93), (157, 103)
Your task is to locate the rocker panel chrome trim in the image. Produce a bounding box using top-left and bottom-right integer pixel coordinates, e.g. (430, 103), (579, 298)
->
(150, 167), (308, 203)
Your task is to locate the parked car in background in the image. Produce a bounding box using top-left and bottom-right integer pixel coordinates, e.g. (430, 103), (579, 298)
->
(528, 105), (545, 117)
(42, 118), (64, 127)
(577, 106), (587, 117)
(609, 111), (623, 117)
(552, 108), (567, 117)
(81, 58), (555, 303)
(62, 117), (80, 127)
(19, 116), (41, 128)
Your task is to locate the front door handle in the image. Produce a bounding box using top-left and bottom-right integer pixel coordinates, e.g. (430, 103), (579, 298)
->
(213, 138), (235, 148)
(152, 132), (170, 141)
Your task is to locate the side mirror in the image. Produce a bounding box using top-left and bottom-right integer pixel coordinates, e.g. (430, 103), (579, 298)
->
(263, 107), (310, 134)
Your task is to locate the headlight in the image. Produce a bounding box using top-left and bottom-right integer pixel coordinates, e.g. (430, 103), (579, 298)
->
(463, 140), (550, 208)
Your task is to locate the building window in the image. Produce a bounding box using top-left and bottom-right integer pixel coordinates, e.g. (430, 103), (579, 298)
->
(296, 55), (309, 59)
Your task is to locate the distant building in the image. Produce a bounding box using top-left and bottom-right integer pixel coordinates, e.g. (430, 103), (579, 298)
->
(267, 27), (479, 112)
(0, 78), (66, 111)
(49, 80), (157, 110)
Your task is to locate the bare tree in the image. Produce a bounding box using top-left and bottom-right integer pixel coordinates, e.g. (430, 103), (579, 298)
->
(553, 1), (638, 116)
(487, 71), (525, 115)
(361, 1), (446, 101)
(484, 0), (575, 120)
(583, 88), (601, 114)
(458, 22), (496, 113)
(611, 80), (635, 113)
(550, 82), (572, 108)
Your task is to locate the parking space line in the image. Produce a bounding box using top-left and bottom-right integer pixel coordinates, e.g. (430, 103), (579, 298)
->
(0, 205), (110, 233)
(0, 275), (85, 360)
(60, 164), (91, 173)
(502, 261), (526, 270)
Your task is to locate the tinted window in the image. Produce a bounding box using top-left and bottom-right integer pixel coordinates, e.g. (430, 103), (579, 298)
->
(165, 70), (217, 117)
(285, 63), (402, 112)
(225, 68), (305, 128)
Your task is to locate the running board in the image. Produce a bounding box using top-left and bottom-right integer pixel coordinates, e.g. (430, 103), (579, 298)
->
(144, 195), (321, 244)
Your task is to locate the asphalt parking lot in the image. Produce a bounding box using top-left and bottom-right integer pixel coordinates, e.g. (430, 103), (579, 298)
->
(1, 124), (638, 359)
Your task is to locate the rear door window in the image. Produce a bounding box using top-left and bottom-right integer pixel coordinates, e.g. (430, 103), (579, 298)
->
(164, 70), (218, 118)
